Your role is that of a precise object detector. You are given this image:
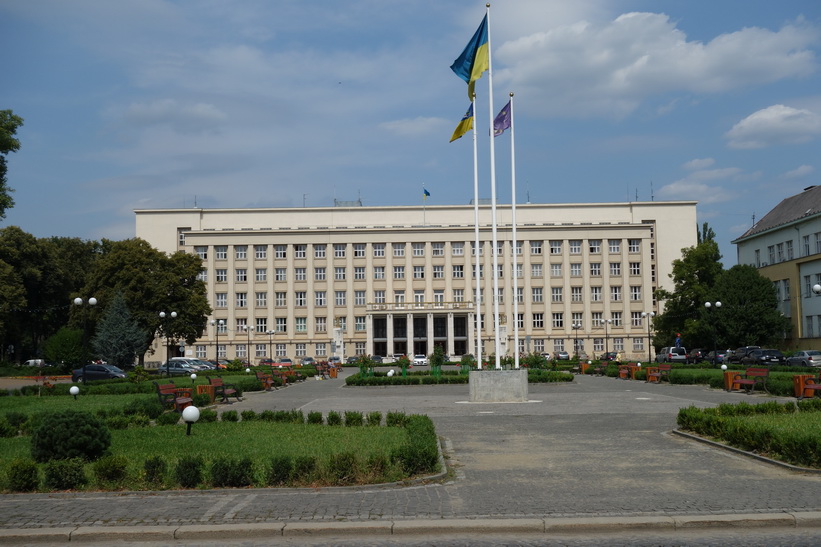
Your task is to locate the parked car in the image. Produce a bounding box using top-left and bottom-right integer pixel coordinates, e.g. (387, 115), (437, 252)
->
(656, 347), (687, 363)
(554, 351), (570, 361)
(599, 352), (618, 361)
(413, 354), (428, 366)
(157, 361), (199, 377)
(23, 359), (50, 368)
(72, 364), (126, 383)
(276, 358), (293, 367)
(328, 356), (342, 366)
(705, 350), (725, 365)
(345, 356), (359, 364)
(371, 355), (384, 364)
(727, 346), (760, 364)
(300, 357), (315, 366)
(685, 348), (706, 364)
(741, 349), (786, 366)
(540, 352), (553, 361)
(786, 350), (821, 367)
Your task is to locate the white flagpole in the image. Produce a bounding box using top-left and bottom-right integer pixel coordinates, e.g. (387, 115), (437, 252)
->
(471, 96), (482, 367)
(486, 4), (501, 369)
(509, 93), (519, 369)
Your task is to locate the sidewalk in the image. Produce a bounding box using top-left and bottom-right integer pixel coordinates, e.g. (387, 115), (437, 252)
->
(2, 370), (821, 543)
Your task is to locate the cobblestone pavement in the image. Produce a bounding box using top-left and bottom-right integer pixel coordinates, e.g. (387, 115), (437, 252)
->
(2, 369), (820, 539)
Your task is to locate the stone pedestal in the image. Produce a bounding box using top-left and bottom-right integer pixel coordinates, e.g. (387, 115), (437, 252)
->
(469, 369), (528, 402)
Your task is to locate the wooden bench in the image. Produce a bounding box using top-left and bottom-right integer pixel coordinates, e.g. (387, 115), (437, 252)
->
(208, 376), (241, 403)
(255, 370), (277, 391)
(799, 376), (821, 400)
(315, 364), (331, 379)
(647, 363), (672, 383)
(277, 365), (305, 383)
(733, 367), (769, 394)
(154, 382), (193, 412)
(617, 365), (631, 380)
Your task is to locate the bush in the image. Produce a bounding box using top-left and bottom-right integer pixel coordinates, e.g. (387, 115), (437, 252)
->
(6, 458), (39, 492)
(143, 456), (167, 485)
(307, 411), (323, 425)
(344, 411), (364, 427)
(122, 398), (164, 420)
(174, 455), (204, 488)
(221, 410), (239, 422)
(128, 415), (150, 428)
(366, 411), (382, 426)
(259, 410), (276, 422)
(93, 454), (129, 485)
(240, 410), (258, 422)
(105, 415), (130, 430)
(199, 409), (218, 423)
(326, 411), (342, 426)
(266, 455), (293, 486)
(326, 452), (358, 485)
(156, 412), (181, 426)
(4, 411), (27, 429)
(0, 416), (16, 438)
(386, 411), (407, 428)
(192, 393), (212, 407)
(210, 457), (254, 487)
(292, 455), (318, 484)
(44, 458), (87, 490)
(30, 410), (111, 463)
(392, 415), (439, 476)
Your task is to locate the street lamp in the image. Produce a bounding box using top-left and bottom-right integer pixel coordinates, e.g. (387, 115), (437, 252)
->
(210, 319), (224, 361)
(641, 311), (655, 363)
(571, 322), (582, 360)
(182, 405), (200, 436)
(239, 324), (252, 365)
(604, 318), (612, 358)
(73, 297), (97, 383)
(813, 284), (821, 295)
(704, 301), (721, 365)
(159, 311), (177, 375)
(266, 330), (275, 362)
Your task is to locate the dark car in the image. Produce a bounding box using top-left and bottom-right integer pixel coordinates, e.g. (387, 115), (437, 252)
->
(705, 350), (725, 365)
(599, 352), (618, 361)
(371, 355), (384, 364)
(727, 346), (760, 364)
(741, 349), (785, 366)
(157, 361), (199, 377)
(685, 348), (706, 364)
(71, 364), (126, 383)
(554, 351), (570, 361)
(300, 357), (316, 366)
(345, 356), (359, 364)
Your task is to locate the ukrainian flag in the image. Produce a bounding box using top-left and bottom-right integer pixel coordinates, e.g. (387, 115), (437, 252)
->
(450, 103), (474, 142)
(450, 15), (489, 99)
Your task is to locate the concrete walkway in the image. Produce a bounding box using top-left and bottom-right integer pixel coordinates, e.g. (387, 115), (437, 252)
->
(2, 369), (821, 543)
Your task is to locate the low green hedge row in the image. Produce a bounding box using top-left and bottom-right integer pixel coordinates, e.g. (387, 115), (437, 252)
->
(677, 398), (821, 468)
(345, 369), (573, 386)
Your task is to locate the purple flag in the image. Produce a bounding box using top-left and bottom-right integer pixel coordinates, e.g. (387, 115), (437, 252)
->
(493, 100), (511, 137)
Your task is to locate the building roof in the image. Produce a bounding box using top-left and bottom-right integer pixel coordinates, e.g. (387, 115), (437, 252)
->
(733, 185), (821, 242)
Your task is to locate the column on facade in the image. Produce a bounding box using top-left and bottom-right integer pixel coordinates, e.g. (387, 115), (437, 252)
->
(366, 314), (374, 356)
(427, 312), (434, 356)
(447, 312), (455, 357)
(386, 313), (394, 356)
(407, 312), (414, 355)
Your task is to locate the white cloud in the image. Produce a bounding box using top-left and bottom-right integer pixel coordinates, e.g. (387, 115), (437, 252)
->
(495, 13), (818, 118)
(380, 117), (447, 137)
(682, 158), (715, 171)
(782, 164), (815, 179)
(725, 104), (821, 149)
(116, 99), (228, 133)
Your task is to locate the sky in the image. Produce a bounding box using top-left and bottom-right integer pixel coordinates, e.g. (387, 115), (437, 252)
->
(3, 0), (821, 265)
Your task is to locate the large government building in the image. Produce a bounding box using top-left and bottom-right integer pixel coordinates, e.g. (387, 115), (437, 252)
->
(135, 201), (697, 364)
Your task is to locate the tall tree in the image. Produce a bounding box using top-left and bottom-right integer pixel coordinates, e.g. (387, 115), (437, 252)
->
(92, 292), (144, 367)
(0, 110), (23, 219)
(654, 238), (723, 349)
(80, 238), (211, 364)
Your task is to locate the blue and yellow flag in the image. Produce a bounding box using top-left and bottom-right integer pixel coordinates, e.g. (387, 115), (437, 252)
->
(450, 15), (489, 99)
(423, 188), (431, 200)
(450, 103), (474, 142)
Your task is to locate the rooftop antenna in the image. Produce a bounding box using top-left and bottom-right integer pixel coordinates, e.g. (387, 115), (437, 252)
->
(635, 188), (638, 201)
(194, 195), (198, 208)
(303, 194), (308, 207)
(650, 181), (654, 202)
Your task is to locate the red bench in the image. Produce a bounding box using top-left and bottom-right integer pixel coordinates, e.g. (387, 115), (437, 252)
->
(208, 376), (241, 403)
(799, 376), (821, 400)
(647, 363), (672, 383)
(732, 368), (769, 394)
(154, 382), (193, 412)
(255, 370), (277, 391)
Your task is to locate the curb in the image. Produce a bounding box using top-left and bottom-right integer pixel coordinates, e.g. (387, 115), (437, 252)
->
(2, 513), (821, 542)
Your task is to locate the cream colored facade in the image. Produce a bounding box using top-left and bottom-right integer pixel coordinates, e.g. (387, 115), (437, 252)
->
(135, 201), (697, 363)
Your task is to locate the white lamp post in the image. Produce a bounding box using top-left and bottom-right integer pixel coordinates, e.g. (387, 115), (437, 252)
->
(69, 385), (80, 400)
(210, 319), (224, 361)
(641, 311), (655, 363)
(73, 297), (97, 383)
(182, 405), (200, 436)
(160, 311), (177, 376)
(704, 301), (721, 365)
(571, 322), (582, 361)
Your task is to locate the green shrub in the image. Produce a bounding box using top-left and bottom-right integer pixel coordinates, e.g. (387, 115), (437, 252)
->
(192, 393), (212, 407)
(30, 410), (111, 463)
(326, 452), (358, 485)
(6, 458), (39, 492)
(292, 455), (318, 484)
(93, 454), (129, 485)
(307, 411), (323, 425)
(326, 411), (342, 426)
(344, 411), (364, 427)
(386, 411), (407, 427)
(174, 455), (204, 488)
(210, 457), (254, 487)
(128, 415), (150, 428)
(259, 410), (276, 422)
(122, 398), (164, 420)
(156, 412), (181, 426)
(365, 453), (389, 480)
(288, 409), (305, 424)
(198, 409), (218, 423)
(392, 415), (439, 476)
(105, 415), (130, 430)
(44, 458), (87, 490)
(266, 455), (293, 486)
(0, 416), (16, 438)
(366, 411), (382, 426)
(4, 411), (27, 429)
(143, 456), (167, 485)
(221, 410), (239, 422)
(240, 410), (258, 422)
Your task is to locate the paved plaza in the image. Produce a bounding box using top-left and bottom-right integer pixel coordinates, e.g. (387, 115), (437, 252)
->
(2, 369), (821, 544)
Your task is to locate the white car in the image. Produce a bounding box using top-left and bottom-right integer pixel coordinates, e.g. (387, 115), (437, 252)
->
(413, 354), (428, 366)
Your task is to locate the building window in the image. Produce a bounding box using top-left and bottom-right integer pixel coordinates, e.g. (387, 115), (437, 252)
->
(433, 265), (444, 278)
(315, 291), (326, 306)
(334, 267), (346, 280)
(374, 290), (386, 303)
(630, 286), (641, 301)
(196, 269), (207, 282)
(570, 263), (581, 277)
(256, 292), (267, 307)
(394, 291), (405, 303)
(571, 286), (583, 302)
(550, 240), (562, 254)
(355, 342), (366, 355)
(195, 246), (207, 259)
(591, 287), (602, 302)
(532, 287), (543, 303)
(236, 344), (247, 359)
(628, 239), (640, 253)
(236, 292), (247, 307)
(551, 287), (563, 302)
(334, 244), (346, 258)
(393, 243), (405, 257)
(610, 262), (621, 276)
(255, 245), (267, 259)
(453, 265), (464, 278)
(235, 269), (247, 282)
(276, 343), (286, 357)
(786, 240), (794, 260)
(276, 317), (287, 333)
(290, 268), (304, 281)
(216, 269), (227, 282)
(316, 317), (327, 333)
(803, 235), (810, 257)
(215, 246), (227, 260)
(413, 242), (425, 256)
(276, 292), (287, 306)
(275, 245), (286, 259)
(452, 242), (464, 256)
(315, 267), (326, 281)
(295, 292), (307, 306)
(295, 343), (307, 357)
(255, 268), (267, 282)
(471, 242), (484, 256)
(609, 239), (621, 253)
(413, 266), (425, 279)
(453, 289), (464, 302)
(256, 318), (267, 333)
(235, 245), (247, 260)
(394, 266), (405, 279)
(216, 293), (227, 308)
(296, 317), (307, 333)
(432, 242), (444, 256)
(530, 241), (542, 255)
(354, 267), (366, 280)
(631, 312), (643, 327)
(611, 312), (622, 327)
(776, 243), (784, 263)
(195, 345), (206, 358)
(275, 268), (286, 281)
(315, 244), (326, 259)
(355, 316), (366, 331)
(552, 313), (563, 328)
(354, 243), (365, 258)
(768, 245), (776, 264)
(589, 240), (601, 253)
(414, 290), (425, 304)
(374, 266), (385, 279)
(551, 263), (562, 277)
(373, 243), (385, 257)
(531, 264), (542, 277)
(590, 263), (601, 276)
(335, 291), (346, 306)
(294, 245), (306, 259)
(630, 262), (641, 275)
(355, 291), (366, 305)
(532, 313), (544, 328)
(610, 286), (622, 302)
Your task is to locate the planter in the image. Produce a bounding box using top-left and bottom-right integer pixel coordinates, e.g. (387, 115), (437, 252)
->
(469, 369), (528, 402)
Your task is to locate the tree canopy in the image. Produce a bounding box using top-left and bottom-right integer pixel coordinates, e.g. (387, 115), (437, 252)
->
(0, 109), (23, 220)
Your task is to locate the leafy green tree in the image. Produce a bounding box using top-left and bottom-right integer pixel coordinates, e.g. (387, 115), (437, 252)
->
(654, 237), (723, 350)
(80, 238), (211, 364)
(43, 327), (86, 370)
(707, 265), (791, 349)
(0, 110), (23, 220)
(92, 292), (144, 368)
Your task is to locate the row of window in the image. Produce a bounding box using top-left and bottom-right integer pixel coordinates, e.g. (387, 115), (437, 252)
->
(197, 341), (367, 360)
(193, 239), (645, 261)
(202, 262), (647, 283)
(756, 232), (821, 266)
(214, 284), (645, 309)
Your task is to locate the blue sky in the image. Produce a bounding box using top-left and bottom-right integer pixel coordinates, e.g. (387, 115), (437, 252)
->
(3, 1), (821, 265)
